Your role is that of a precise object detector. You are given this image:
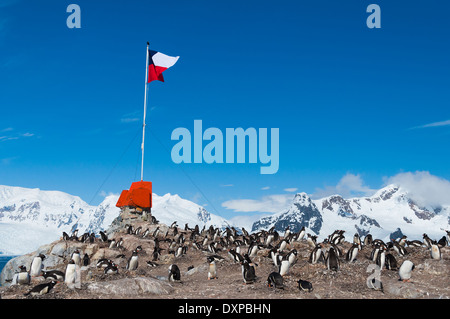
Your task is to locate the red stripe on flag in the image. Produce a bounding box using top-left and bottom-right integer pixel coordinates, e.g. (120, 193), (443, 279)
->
(148, 65), (168, 83)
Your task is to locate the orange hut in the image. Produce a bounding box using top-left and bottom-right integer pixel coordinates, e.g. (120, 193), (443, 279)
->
(116, 181), (152, 212)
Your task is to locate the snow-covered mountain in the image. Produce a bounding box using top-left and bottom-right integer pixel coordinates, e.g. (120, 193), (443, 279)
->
(0, 185), (229, 256)
(252, 184), (450, 242)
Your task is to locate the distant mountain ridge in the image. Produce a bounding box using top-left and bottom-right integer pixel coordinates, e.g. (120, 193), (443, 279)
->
(0, 185), (229, 255)
(251, 184), (450, 241)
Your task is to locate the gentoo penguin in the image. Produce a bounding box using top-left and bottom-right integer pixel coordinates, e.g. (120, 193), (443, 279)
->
(64, 260), (77, 287)
(270, 248), (280, 267)
(278, 239), (289, 252)
(241, 260), (256, 284)
(278, 256), (290, 276)
(109, 239), (117, 249)
(297, 226), (306, 241)
(17, 266), (31, 285)
(398, 235), (408, 247)
(96, 258), (112, 268)
(398, 260), (415, 282)
(345, 244), (359, 263)
(437, 236), (448, 247)
(309, 244), (323, 264)
(306, 234), (317, 248)
(42, 270), (65, 281)
(71, 250), (81, 266)
(104, 261), (119, 274)
(326, 247), (339, 271)
(297, 279), (313, 292)
(147, 261), (158, 267)
(286, 249), (298, 265)
(247, 242), (260, 257)
(267, 272), (284, 289)
(385, 254), (398, 270)
(393, 242), (407, 256)
(29, 254), (45, 277)
(207, 256), (217, 280)
(24, 280), (57, 296)
(126, 250), (139, 271)
(364, 234), (373, 246)
(82, 253), (90, 267)
(99, 231), (108, 242)
(168, 264), (181, 282)
(423, 233), (433, 248)
(62, 231), (70, 241)
(376, 246), (386, 270)
(430, 241), (441, 260)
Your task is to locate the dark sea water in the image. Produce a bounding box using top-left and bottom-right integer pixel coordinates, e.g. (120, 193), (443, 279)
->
(0, 255), (17, 277)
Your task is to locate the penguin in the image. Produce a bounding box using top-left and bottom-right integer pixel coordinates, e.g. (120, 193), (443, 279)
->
(297, 279), (313, 292)
(109, 239), (117, 249)
(241, 260), (256, 284)
(71, 249), (81, 266)
(104, 261), (119, 274)
(430, 241), (441, 260)
(376, 246), (386, 270)
(297, 226), (306, 241)
(370, 245), (381, 262)
(309, 244), (323, 264)
(353, 233), (361, 246)
(406, 240), (423, 247)
(82, 253), (90, 267)
(267, 272), (284, 289)
(385, 253), (398, 270)
(24, 280), (57, 296)
(326, 247), (339, 271)
(29, 254), (45, 277)
(126, 250), (139, 271)
(42, 270), (65, 281)
(278, 256), (290, 276)
(247, 242), (260, 257)
(278, 239), (289, 252)
(306, 234), (317, 248)
(398, 260), (415, 282)
(398, 235), (408, 247)
(99, 231), (108, 242)
(423, 233), (433, 248)
(146, 261), (158, 267)
(437, 236), (447, 247)
(209, 254), (225, 263)
(286, 249), (298, 265)
(207, 256), (217, 280)
(168, 264), (181, 282)
(270, 248), (280, 267)
(228, 249), (244, 263)
(393, 242), (407, 256)
(364, 234), (373, 246)
(17, 266), (31, 285)
(64, 260), (77, 286)
(96, 258), (112, 268)
(62, 231), (70, 241)
(345, 244), (359, 263)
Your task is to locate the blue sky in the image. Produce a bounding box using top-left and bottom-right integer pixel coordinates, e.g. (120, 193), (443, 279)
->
(1, 0), (449, 221)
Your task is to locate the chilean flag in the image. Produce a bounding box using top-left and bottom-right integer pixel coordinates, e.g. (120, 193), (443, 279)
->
(148, 50), (179, 83)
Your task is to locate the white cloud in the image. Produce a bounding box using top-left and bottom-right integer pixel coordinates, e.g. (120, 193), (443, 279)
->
(222, 194), (294, 214)
(261, 186), (270, 190)
(220, 184), (234, 187)
(410, 119), (450, 130)
(313, 173), (376, 199)
(229, 213), (269, 232)
(284, 188), (298, 192)
(385, 171), (450, 207)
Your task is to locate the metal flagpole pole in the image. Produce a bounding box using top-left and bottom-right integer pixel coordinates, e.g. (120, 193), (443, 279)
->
(141, 42), (150, 181)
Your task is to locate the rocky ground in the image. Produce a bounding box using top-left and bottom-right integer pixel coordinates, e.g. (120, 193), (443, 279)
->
(1, 211), (449, 300)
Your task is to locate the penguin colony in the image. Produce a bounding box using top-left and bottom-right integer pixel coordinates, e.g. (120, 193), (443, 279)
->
(7, 215), (449, 298)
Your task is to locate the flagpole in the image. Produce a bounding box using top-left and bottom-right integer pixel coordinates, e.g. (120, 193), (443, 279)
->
(141, 42), (150, 181)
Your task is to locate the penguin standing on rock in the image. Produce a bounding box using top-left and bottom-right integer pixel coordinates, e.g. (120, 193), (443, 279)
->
(126, 250), (139, 271)
(267, 272), (283, 289)
(16, 266), (31, 285)
(398, 260), (415, 282)
(345, 244), (359, 263)
(430, 241), (441, 260)
(326, 247), (339, 271)
(29, 254), (45, 277)
(278, 255), (290, 276)
(241, 260), (256, 284)
(168, 264), (181, 282)
(71, 250), (81, 266)
(64, 260), (77, 287)
(207, 256), (217, 280)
